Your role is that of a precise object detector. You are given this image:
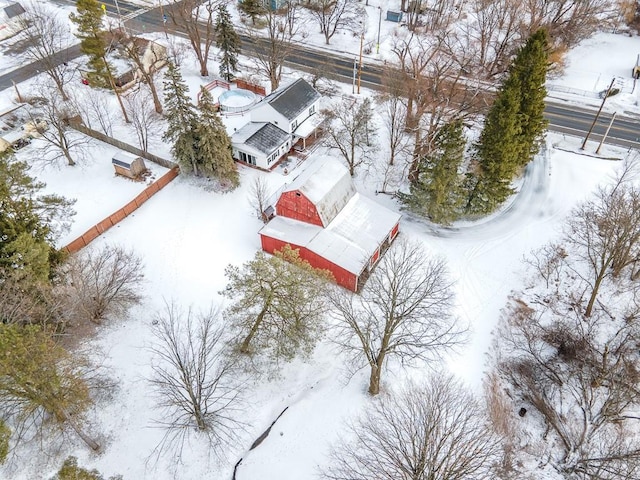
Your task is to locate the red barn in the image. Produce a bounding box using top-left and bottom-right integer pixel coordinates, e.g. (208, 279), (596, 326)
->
(259, 158), (401, 292)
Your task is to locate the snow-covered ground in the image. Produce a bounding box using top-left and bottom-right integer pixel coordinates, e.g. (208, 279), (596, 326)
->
(0, 1), (640, 479)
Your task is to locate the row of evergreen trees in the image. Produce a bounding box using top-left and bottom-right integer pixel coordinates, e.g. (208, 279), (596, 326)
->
(402, 29), (550, 223)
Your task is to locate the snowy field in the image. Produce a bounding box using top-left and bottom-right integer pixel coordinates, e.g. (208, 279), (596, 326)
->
(0, 1), (640, 479)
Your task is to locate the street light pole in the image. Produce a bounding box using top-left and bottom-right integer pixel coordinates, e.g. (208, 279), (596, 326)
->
(596, 112), (617, 155)
(357, 29), (364, 94)
(376, 6), (382, 55)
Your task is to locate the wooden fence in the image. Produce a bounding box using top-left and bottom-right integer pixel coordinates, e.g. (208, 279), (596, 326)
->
(70, 123), (177, 169)
(63, 166), (180, 253)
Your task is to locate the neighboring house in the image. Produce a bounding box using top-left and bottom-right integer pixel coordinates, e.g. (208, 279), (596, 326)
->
(259, 157), (401, 292)
(0, 2), (26, 41)
(232, 78), (322, 170)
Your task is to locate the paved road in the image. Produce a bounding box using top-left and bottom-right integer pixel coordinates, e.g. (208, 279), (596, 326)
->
(1, 0), (639, 150)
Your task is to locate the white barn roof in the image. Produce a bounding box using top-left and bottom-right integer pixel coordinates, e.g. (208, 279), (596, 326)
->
(282, 157), (356, 226)
(261, 192), (401, 275)
(112, 151), (143, 168)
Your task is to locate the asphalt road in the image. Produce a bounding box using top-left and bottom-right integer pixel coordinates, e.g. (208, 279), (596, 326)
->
(1, 0), (639, 150)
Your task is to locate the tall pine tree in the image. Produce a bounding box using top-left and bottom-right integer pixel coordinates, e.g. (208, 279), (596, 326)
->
(402, 120), (466, 225)
(0, 152), (74, 282)
(512, 29), (549, 167)
(195, 87), (239, 187)
(215, 5), (241, 82)
(468, 29), (549, 214)
(468, 75), (523, 214)
(163, 62), (199, 175)
(70, 0), (110, 88)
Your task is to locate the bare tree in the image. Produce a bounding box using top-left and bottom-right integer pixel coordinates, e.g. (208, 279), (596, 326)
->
(521, 0), (620, 50)
(221, 246), (333, 363)
(563, 177), (640, 317)
(307, 0), (361, 45)
(31, 84), (91, 167)
(149, 302), (243, 460)
(249, 8), (297, 91)
(465, 0), (522, 77)
(322, 96), (377, 176)
(494, 296), (640, 479)
(110, 29), (165, 114)
(124, 88), (162, 153)
(166, 0), (218, 76)
(74, 89), (117, 136)
(323, 374), (502, 480)
(328, 239), (465, 395)
(64, 245), (144, 324)
(377, 91), (409, 166)
(248, 175), (270, 223)
(19, 2), (75, 101)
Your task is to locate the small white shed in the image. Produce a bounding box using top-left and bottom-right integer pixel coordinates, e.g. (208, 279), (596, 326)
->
(112, 151), (147, 179)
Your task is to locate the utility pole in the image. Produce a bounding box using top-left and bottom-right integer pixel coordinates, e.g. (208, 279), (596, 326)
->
(376, 6), (382, 55)
(595, 112), (617, 155)
(357, 29), (364, 94)
(581, 77), (615, 150)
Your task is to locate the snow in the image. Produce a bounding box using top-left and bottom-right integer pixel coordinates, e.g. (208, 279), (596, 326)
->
(1, 1), (640, 479)
(284, 157), (356, 226)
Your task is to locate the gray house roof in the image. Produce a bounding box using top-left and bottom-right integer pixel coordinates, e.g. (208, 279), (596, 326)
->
(4, 2), (25, 19)
(262, 78), (321, 121)
(234, 122), (289, 155)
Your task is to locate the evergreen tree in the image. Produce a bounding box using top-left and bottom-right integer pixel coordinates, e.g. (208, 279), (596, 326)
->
(215, 5), (241, 81)
(512, 29), (549, 167)
(162, 62), (199, 175)
(0, 152), (74, 282)
(53, 456), (122, 480)
(0, 324), (98, 450)
(402, 120), (466, 225)
(221, 245), (333, 363)
(467, 75), (523, 214)
(196, 87), (239, 187)
(69, 0), (110, 88)
(0, 420), (8, 464)
(238, 0), (264, 25)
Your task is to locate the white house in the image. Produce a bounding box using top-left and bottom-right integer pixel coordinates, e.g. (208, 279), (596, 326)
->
(0, 2), (26, 41)
(231, 122), (291, 169)
(231, 78), (322, 170)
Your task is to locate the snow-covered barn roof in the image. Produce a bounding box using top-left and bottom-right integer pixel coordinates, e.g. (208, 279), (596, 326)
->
(232, 122), (289, 155)
(261, 78), (321, 122)
(261, 193), (401, 275)
(283, 157), (356, 226)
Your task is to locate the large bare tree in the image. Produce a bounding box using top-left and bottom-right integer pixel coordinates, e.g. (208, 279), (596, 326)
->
(166, 0), (218, 76)
(494, 295), (640, 479)
(64, 245), (144, 324)
(307, 0), (361, 45)
(323, 374), (502, 479)
(563, 176), (640, 317)
(30, 84), (91, 167)
(124, 88), (163, 153)
(249, 8), (297, 91)
(149, 302), (243, 460)
(19, 3), (75, 101)
(329, 239), (465, 395)
(322, 96), (377, 177)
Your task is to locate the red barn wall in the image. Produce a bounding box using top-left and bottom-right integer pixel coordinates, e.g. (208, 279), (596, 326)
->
(276, 190), (324, 227)
(260, 235), (358, 291)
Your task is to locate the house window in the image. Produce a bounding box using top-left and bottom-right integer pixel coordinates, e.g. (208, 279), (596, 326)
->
(239, 151), (256, 165)
(291, 120), (298, 131)
(309, 105), (315, 115)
